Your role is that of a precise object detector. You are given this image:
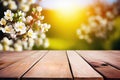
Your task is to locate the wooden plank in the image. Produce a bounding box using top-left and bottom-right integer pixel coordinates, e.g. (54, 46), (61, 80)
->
(101, 51), (120, 69)
(0, 51), (36, 70)
(23, 51), (72, 80)
(67, 51), (103, 80)
(0, 51), (48, 79)
(90, 61), (120, 80)
(77, 51), (120, 80)
(76, 51), (120, 69)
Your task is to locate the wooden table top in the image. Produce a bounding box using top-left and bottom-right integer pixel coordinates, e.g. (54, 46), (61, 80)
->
(0, 50), (120, 80)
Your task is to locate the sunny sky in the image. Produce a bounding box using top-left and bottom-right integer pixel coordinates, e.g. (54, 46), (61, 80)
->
(40, 0), (117, 10)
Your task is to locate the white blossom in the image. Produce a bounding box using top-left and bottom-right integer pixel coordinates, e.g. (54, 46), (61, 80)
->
(77, 29), (81, 35)
(8, 0), (17, 10)
(106, 11), (114, 19)
(14, 22), (26, 34)
(28, 0), (35, 4)
(108, 21), (114, 31)
(89, 21), (98, 28)
(4, 10), (14, 21)
(26, 16), (33, 23)
(3, 1), (8, 6)
(17, 40), (22, 45)
(35, 20), (41, 26)
(20, 4), (30, 12)
(95, 15), (103, 21)
(100, 19), (107, 27)
(40, 16), (44, 20)
(27, 29), (35, 38)
(2, 25), (15, 34)
(9, 47), (14, 51)
(18, 11), (26, 22)
(18, 11), (25, 17)
(14, 43), (23, 51)
(40, 33), (46, 39)
(22, 41), (28, 49)
(35, 38), (43, 46)
(36, 6), (42, 12)
(0, 18), (6, 25)
(10, 33), (16, 39)
(4, 45), (10, 51)
(28, 38), (34, 49)
(43, 38), (49, 48)
(1, 37), (13, 46)
(41, 23), (51, 32)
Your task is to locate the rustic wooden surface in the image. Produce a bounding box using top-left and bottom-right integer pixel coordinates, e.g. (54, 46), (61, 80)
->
(76, 51), (120, 80)
(0, 51), (36, 70)
(0, 50), (119, 80)
(67, 51), (103, 80)
(23, 51), (72, 80)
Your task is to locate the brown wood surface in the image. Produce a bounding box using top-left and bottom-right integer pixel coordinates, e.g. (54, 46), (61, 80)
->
(0, 51), (36, 70)
(77, 51), (120, 69)
(76, 51), (120, 80)
(100, 51), (120, 69)
(67, 51), (103, 80)
(0, 50), (120, 80)
(23, 51), (72, 80)
(0, 51), (48, 79)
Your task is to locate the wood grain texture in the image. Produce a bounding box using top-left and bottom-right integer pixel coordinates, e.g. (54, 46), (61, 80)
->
(67, 51), (103, 80)
(76, 50), (120, 80)
(76, 51), (120, 69)
(0, 50), (120, 80)
(100, 51), (120, 69)
(0, 51), (48, 79)
(23, 51), (72, 80)
(90, 61), (120, 80)
(0, 51), (36, 70)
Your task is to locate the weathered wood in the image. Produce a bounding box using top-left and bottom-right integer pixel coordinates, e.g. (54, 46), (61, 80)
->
(0, 50), (119, 80)
(90, 61), (120, 80)
(0, 51), (48, 79)
(76, 51), (120, 69)
(100, 51), (120, 69)
(67, 51), (103, 80)
(23, 51), (72, 80)
(0, 51), (36, 70)
(77, 51), (120, 80)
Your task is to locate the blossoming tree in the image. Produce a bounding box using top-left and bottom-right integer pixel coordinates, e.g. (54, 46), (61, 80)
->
(0, 0), (51, 51)
(77, 0), (118, 43)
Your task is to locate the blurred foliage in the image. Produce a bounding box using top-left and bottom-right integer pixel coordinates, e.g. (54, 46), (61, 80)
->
(104, 17), (120, 50)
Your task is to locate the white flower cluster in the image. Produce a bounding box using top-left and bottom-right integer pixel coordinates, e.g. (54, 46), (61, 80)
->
(1, 0), (35, 12)
(18, 0), (35, 12)
(0, 5), (51, 51)
(77, 3), (117, 43)
(2, 0), (17, 10)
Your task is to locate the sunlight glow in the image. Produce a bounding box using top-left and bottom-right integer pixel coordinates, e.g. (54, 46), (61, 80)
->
(55, 1), (78, 17)
(40, 0), (93, 18)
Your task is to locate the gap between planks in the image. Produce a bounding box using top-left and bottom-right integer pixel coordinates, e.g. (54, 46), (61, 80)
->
(76, 50), (120, 80)
(0, 51), (48, 79)
(0, 50), (120, 80)
(0, 51), (37, 70)
(67, 50), (103, 80)
(22, 51), (72, 80)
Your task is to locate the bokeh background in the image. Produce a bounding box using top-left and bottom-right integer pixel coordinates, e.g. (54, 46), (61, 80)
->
(39, 0), (120, 50)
